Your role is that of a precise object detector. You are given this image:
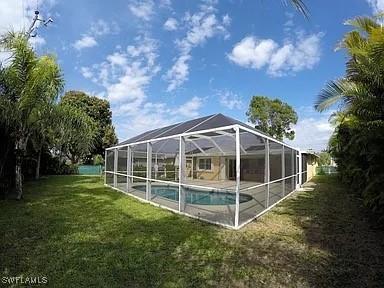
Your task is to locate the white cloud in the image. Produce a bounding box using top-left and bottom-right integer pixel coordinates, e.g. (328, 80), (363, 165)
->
(90, 19), (120, 36)
(228, 37), (278, 69)
(107, 67), (152, 103)
(0, 0), (56, 49)
(114, 97), (204, 140)
(72, 19), (119, 51)
(80, 66), (94, 79)
(107, 52), (128, 67)
(111, 37), (158, 104)
(222, 14), (231, 26)
(286, 106), (335, 151)
(218, 90), (243, 110)
(0, 1), (25, 33)
(115, 106), (171, 140)
(367, 0), (384, 13)
(228, 32), (323, 77)
(0, 0), (49, 33)
(0, 1), (56, 55)
(179, 13), (230, 52)
(165, 2), (231, 91)
(80, 35), (160, 115)
(0, 50), (12, 66)
(129, 0), (154, 21)
(287, 117), (333, 151)
(163, 17), (178, 31)
(29, 35), (46, 48)
(172, 96), (203, 117)
(73, 35), (97, 50)
(165, 54), (190, 92)
(80, 35), (204, 140)
(284, 12), (295, 33)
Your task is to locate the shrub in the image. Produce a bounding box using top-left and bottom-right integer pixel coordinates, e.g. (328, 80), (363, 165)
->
(93, 154), (104, 166)
(41, 154), (79, 175)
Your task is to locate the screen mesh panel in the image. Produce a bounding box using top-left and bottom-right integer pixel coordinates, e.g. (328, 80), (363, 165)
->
(106, 113), (302, 228)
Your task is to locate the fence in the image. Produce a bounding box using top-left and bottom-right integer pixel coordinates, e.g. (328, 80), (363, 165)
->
(78, 165), (103, 175)
(316, 166), (337, 175)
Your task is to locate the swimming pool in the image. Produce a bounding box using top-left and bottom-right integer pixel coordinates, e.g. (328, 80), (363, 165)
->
(134, 185), (253, 205)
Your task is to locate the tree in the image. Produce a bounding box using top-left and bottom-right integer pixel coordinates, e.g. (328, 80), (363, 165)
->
(29, 105), (57, 180)
(0, 32), (64, 199)
(0, 67), (14, 181)
(61, 91), (118, 160)
(54, 103), (98, 164)
(314, 15), (384, 223)
(314, 16), (383, 114)
(318, 151), (331, 166)
(102, 124), (118, 150)
(246, 96), (298, 141)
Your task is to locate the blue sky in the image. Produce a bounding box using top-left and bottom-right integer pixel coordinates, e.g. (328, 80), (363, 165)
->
(0, 0), (381, 151)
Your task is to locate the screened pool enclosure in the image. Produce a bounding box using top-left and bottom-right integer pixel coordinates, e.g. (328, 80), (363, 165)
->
(105, 114), (306, 229)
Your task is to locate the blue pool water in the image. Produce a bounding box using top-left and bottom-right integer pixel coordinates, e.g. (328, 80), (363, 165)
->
(134, 185), (252, 205)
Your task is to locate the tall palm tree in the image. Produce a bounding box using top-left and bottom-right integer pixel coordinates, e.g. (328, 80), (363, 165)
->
(29, 104), (58, 180)
(314, 15), (384, 222)
(0, 32), (64, 199)
(314, 15), (384, 122)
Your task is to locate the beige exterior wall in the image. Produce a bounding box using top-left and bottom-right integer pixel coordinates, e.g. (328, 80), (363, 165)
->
(192, 155), (265, 182)
(193, 156), (224, 181)
(191, 154), (312, 183)
(306, 155), (318, 181)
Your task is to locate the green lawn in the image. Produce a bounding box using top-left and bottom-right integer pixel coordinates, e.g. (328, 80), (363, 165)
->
(1, 176), (384, 287)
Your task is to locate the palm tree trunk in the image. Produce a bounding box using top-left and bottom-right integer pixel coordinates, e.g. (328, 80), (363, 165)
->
(15, 136), (28, 200)
(35, 148), (42, 180)
(15, 155), (22, 200)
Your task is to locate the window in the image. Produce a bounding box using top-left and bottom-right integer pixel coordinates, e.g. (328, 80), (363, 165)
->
(198, 158), (212, 171)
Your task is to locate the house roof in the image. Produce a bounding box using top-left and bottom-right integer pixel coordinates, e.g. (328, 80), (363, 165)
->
(301, 151), (320, 158)
(118, 113), (270, 145)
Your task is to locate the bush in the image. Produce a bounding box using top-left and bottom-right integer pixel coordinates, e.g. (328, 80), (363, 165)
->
(93, 154), (104, 166)
(317, 167), (326, 175)
(331, 123), (384, 224)
(62, 163), (79, 175)
(41, 154), (79, 175)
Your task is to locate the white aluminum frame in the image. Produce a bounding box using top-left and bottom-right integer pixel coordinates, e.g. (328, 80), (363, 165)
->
(104, 122), (306, 229)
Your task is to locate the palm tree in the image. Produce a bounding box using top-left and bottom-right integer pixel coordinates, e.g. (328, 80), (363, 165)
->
(314, 15), (384, 122)
(29, 104), (58, 180)
(314, 15), (384, 222)
(0, 32), (64, 199)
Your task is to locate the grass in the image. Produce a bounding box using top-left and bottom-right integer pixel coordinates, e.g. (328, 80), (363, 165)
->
(1, 175), (384, 287)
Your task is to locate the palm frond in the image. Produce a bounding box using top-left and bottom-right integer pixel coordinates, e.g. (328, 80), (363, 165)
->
(315, 79), (357, 112)
(328, 111), (349, 126)
(286, 0), (309, 18)
(337, 31), (368, 54)
(344, 16), (380, 35)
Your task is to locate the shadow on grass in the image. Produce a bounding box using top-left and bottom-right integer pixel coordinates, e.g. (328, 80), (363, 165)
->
(1, 175), (384, 287)
(271, 176), (384, 287)
(1, 176), (227, 287)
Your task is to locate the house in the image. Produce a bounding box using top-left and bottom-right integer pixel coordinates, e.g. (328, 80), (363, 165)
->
(301, 151), (319, 182)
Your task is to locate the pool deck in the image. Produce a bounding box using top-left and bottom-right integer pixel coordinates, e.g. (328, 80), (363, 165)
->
(113, 178), (293, 227)
(184, 179), (259, 190)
